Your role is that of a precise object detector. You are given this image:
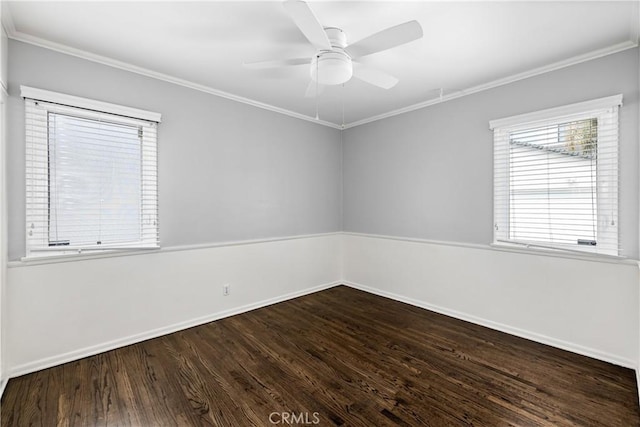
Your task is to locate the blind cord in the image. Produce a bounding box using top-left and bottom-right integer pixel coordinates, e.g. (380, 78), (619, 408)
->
(546, 126), (554, 242)
(50, 108), (59, 244)
(590, 122), (597, 239)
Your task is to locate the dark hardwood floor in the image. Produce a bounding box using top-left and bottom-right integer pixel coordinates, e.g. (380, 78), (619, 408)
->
(2, 285), (638, 426)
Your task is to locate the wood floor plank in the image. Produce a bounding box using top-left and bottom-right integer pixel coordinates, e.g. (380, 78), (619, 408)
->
(2, 286), (638, 426)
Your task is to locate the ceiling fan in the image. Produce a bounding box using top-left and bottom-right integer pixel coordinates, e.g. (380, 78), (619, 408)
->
(244, 0), (423, 97)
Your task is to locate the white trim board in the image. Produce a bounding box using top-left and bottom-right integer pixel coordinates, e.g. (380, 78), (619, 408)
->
(11, 230), (636, 268)
(343, 232), (638, 266)
(8, 280), (341, 378)
(8, 232), (342, 267)
(343, 281), (636, 370)
(4, 24), (637, 130)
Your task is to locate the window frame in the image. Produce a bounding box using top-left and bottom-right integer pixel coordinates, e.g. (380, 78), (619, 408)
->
(490, 95), (622, 257)
(21, 86), (161, 259)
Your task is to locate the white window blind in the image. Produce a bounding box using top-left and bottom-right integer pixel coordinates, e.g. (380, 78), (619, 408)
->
(23, 88), (160, 258)
(491, 95), (621, 257)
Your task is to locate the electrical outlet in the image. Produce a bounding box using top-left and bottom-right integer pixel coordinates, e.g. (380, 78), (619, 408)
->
(223, 283), (230, 296)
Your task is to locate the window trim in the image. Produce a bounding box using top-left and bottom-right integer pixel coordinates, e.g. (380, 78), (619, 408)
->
(489, 95), (622, 130)
(491, 95), (623, 258)
(22, 86), (161, 259)
(20, 86), (162, 123)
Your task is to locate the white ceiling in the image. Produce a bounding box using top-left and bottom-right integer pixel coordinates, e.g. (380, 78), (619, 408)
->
(4, 1), (639, 128)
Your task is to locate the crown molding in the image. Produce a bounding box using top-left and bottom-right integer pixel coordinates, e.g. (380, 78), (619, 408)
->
(342, 40), (638, 129)
(8, 31), (342, 130)
(6, 25), (637, 131)
(630, 1), (640, 45)
(1, 2), (16, 37)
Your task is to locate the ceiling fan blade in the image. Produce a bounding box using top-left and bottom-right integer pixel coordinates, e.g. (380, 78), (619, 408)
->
(346, 20), (423, 59)
(352, 62), (398, 89)
(304, 80), (325, 98)
(283, 0), (332, 51)
(243, 57), (310, 69)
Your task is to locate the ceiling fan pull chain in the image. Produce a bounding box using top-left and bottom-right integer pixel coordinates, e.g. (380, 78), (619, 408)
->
(341, 83), (345, 129)
(315, 55), (320, 120)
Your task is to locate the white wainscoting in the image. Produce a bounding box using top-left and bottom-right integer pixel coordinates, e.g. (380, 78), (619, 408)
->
(343, 233), (639, 369)
(6, 233), (342, 377)
(5, 231), (639, 382)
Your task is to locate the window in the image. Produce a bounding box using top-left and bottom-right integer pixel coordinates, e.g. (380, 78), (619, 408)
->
(491, 95), (622, 256)
(22, 86), (161, 258)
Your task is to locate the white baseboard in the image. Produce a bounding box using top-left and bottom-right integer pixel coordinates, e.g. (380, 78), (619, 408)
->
(636, 368), (640, 405)
(344, 280), (636, 369)
(9, 281), (341, 378)
(0, 377), (7, 400)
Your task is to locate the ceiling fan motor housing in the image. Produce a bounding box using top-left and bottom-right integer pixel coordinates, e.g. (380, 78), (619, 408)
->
(310, 27), (353, 86)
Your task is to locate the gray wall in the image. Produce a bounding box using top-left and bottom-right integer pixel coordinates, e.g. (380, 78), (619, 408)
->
(7, 41), (343, 260)
(343, 48), (640, 259)
(7, 41), (639, 260)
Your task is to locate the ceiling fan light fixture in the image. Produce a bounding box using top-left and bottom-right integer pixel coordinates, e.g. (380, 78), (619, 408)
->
(310, 51), (353, 86)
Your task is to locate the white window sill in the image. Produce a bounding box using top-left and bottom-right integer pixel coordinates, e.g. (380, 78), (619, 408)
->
(19, 246), (161, 266)
(489, 242), (633, 265)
